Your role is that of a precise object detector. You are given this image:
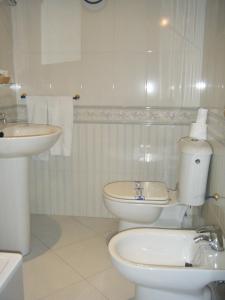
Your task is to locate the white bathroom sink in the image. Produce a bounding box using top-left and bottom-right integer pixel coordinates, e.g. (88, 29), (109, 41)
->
(0, 123), (62, 157)
(109, 228), (225, 300)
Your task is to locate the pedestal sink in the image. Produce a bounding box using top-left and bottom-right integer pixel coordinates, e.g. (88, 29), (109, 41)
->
(0, 123), (62, 255)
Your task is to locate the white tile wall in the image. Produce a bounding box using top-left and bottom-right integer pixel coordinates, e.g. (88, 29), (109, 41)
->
(0, 2), (16, 107)
(29, 122), (188, 217)
(202, 115), (225, 233)
(200, 0), (225, 109)
(200, 0), (225, 233)
(12, 0), (206, 107)
(0, 2), (14, 77)
(9, 0), (225, 221)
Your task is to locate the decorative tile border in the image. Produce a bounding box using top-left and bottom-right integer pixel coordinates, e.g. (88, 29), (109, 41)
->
(73, 106), (196, 125)
(14, 104), (197, 125)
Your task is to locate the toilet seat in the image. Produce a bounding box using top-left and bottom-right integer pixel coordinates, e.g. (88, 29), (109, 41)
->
(104, 181), (170, 205)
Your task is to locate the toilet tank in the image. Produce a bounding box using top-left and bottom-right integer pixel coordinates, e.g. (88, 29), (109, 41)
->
(177, 137), (212, 206)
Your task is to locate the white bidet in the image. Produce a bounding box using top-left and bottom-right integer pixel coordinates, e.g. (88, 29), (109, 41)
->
(108, 228), (225, 300)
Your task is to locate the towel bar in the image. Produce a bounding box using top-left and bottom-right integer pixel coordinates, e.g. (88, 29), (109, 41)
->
(20, 93), (80, 101)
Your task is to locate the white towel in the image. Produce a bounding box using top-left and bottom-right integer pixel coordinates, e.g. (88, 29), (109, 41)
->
(27, 96), (48, 124)
(27, 96), (49, 160)
(27, 96), (73, 157)
(47, 96), (73, 156)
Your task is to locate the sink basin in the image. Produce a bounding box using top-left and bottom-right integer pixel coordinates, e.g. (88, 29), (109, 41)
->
(0, 123), (62, 157)
(108, 228), (225, 300)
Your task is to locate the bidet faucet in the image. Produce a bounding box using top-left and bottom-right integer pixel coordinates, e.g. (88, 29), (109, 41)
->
(194, 225), (224, 251)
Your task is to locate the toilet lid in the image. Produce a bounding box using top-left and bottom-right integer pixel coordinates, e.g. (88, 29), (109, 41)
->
(104, 181), (169, 204)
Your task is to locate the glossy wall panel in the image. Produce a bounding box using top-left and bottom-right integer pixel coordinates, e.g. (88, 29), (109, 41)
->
(12, 0), (206, 107)
(9, 0), (225, 220)
(203, 134), (225, 234)
(0, 2), (14, 77)
(201, 0), (225, 109)
(201, 0), (225, 233)
(29, 122), (188, 217)
(0, 2), (16, 107)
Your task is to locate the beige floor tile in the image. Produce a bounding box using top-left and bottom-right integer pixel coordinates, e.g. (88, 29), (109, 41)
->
(31, 214), (96, 249)
(55, 236), (112, 278)
(75, 216), (119, 236)
(41, 281), (107, 300)
(23, 250), (82, 300)
(88, 267), (135, 300)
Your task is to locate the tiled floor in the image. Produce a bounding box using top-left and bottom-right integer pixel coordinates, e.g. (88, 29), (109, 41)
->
(23, 215), (135, 300)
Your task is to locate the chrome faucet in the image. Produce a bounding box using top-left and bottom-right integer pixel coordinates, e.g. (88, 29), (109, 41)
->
(194, 225), (224, 252)
(0, 112), (7, 126)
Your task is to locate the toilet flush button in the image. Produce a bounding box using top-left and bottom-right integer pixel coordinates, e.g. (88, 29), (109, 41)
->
(195, 159), (200, 164)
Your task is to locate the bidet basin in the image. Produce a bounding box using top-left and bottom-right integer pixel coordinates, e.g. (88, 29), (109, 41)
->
(108, 228), (225, 300)
(0, 123), (62, 157)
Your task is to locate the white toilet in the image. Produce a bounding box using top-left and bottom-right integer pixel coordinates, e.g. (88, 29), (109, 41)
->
(104, 137), (212, 231)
